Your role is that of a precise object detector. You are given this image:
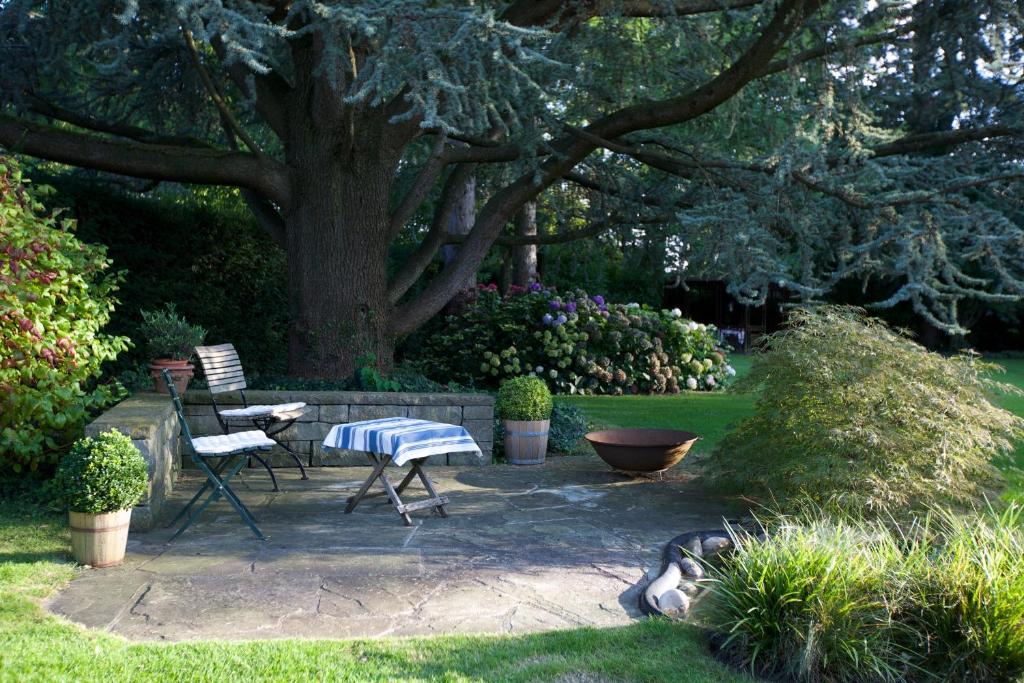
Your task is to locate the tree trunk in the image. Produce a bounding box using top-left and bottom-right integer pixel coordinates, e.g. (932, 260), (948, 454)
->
(284, 140), (399, 378)
(441, 172), (477, 292)
(511, 201), (538, 287)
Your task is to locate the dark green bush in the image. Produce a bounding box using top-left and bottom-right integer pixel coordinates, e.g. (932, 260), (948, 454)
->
(497, 376), (553, 421)
(54, 430), (148, 514)
(708, 506), (1024, 683)
(0, 158), (129, 473)
(708, 306), (1023, 516)
(34, 174), (289, 377)
(548, 402), (590, 453)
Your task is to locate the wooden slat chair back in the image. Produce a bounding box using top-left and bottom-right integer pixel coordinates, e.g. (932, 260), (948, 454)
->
(193, 343), (309, 489)
(161, 369), (271, 541)
(195, 343), (248, 395)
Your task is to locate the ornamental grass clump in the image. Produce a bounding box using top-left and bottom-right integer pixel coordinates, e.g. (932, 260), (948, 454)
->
(707, 505), (1024, 683)
(54, 430), (148, 514)
(708, 306), (1023, 516)
(709, 514), (906, 682)
(898, 506), (1024, 681)
(496, 375), (553, 421)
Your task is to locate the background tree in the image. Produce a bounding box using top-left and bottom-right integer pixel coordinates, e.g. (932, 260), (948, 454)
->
(1, 0), (1021, 377)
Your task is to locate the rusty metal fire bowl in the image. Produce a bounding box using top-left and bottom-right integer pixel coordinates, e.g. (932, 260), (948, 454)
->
(585, 429), (700, 473)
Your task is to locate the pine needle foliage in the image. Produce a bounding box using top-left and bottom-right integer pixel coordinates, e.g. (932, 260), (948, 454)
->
(708, 306), (1024, 516)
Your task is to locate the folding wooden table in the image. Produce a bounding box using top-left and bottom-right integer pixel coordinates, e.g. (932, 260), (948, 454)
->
(322, 417), (483, 525)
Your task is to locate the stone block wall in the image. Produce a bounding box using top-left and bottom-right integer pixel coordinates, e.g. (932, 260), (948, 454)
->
(85, 393), (180, 531)
(181, 390), (494, 467)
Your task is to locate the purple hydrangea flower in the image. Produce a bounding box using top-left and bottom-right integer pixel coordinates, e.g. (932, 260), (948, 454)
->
(542, 313), (554, 325)
(556, 314), (567, 325)
(600, 310), (610, 318)
(599, 303), (608, 312)
(549, 300), (561, 310)
(565, 301), (577, 313)
(592, 295), (605, 306)
(529, 282), (542, 292)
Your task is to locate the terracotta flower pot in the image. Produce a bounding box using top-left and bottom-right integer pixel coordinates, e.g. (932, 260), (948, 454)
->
(148, 358), (194, 394)
(503, 418), (550, 465)
(69, 508), (132, 568)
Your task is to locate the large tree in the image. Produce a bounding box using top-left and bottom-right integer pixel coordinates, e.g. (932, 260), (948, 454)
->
(1, 0), (1021, 376)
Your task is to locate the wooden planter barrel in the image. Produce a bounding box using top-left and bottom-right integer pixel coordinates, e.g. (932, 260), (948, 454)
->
(503, 419), (550, 465)
(69, 509), (132, 568)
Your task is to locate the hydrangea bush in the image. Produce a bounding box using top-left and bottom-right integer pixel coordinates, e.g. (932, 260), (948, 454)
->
(409, 284), (732, 394)
(0, 158), (129, 473)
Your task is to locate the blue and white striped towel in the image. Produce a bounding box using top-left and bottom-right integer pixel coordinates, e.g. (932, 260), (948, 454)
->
(322, 417), (482, 466)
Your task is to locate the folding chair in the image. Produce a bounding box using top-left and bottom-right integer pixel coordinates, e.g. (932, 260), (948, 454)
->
(162, 369), (275, 541)
(194, 343), (308, 492)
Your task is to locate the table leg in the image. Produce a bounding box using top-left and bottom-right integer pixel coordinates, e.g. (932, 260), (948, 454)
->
(377, 469), (414, 526)
(345, 453), (392, 514)
(412, 461), (449, 518)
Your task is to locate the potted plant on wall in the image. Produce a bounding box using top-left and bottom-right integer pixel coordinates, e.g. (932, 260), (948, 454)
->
(497, 376), (553, 465)
(139, 304), (206, 394)
(55, 430), (148, 568)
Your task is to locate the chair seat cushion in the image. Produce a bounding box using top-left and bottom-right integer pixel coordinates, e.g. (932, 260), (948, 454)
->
(192, 430), (276, 456)
(219, 402), (307, 421)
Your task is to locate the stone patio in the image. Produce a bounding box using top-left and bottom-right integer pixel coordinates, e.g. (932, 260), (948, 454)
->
(47, 456), (741, 641)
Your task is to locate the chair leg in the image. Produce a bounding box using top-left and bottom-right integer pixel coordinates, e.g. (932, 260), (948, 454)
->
(169, 456), (265, 541)
(167, 458), (231, 528)
(264, 419), (309, 480)
(248, 452), (280, 492)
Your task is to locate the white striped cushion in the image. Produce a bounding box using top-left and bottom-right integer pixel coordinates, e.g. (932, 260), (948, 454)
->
(191, 430), (275, 455)
(219, 402), (307, 420)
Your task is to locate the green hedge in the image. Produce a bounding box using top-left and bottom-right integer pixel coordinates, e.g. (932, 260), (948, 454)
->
(34, 173), (289, 377)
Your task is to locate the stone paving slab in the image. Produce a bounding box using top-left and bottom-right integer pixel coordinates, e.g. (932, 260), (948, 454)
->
(46, 456), (742, 641)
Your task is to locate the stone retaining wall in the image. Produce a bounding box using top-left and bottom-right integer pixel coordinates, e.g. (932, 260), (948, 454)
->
(85, 393), (180, 532)
(181, 390), (494, 467)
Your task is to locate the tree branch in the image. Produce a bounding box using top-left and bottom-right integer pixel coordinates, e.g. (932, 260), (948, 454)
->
(392, 0), (824, 336)
(24, 93), (210, 148)
(182, 26), (262, 156)
(208, 35), (291, 140)
(0, 113), (291, 205)
(388, 134), (447, 240)
(388, 164), (477, 305)
(503, 0), (765, 26)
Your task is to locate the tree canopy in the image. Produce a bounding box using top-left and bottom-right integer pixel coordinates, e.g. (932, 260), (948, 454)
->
(1, 0), (1022, 375)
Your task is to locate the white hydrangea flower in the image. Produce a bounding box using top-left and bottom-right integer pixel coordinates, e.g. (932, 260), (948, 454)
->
(670, 308), (682, 317)
(686, 377), (698, 391)
(725, 365), (736, 376)
(535, 366), (544, 373)
(706, 376), (716, 387)
(686, 321), (699, 331)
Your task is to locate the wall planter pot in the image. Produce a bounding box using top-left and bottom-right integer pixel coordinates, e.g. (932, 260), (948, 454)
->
(148, 358), (194, 395)
(503, 419), (550, 465)
(69, 508), (132, 568)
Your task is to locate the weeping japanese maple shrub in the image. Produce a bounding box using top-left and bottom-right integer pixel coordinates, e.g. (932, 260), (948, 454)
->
(708, 306), (1023, 516)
